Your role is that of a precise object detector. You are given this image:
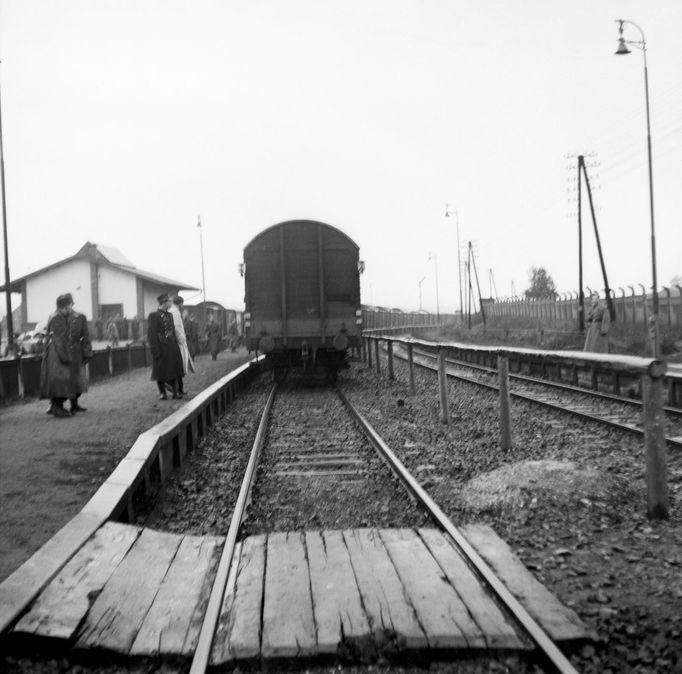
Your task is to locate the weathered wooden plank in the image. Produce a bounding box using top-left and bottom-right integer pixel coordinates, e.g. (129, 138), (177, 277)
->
(306, 530), (370, 654)
(210, 541), (242, 664)
(130, 534), (222, 656)
(418, 528), (527, 650)
(211, 538), (263, 663)
(261, 532), (316, 658)
(380, 529), (482, 649)
(76, 528), (182, 653)
(13, 522), (141, 640)
(0, 511), (105, 635)
(81, 481), (129, 520)
(342, 529), (426, 649)
(462, 524), (592, 642)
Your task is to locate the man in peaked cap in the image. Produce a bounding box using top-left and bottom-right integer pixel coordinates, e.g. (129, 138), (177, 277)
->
(147, 293), (184, 400)
(40, 293), (93, 417)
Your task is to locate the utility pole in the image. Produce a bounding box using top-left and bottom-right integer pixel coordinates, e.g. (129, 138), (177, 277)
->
(1, 66), (14, 354)
(445, 204), (463, 323)
(197, 215), (207, 329)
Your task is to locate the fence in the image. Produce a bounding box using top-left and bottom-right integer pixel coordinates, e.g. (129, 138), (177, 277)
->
(364, 333), (670, 520)
(0, 337), (232, 402)
(487, 286), (682, 329)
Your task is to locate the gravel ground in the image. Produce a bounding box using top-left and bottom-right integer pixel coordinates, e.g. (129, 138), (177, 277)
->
(243, 376), (431, 533)
(5, 352), (681, 673)
(339, 356), (682, 674)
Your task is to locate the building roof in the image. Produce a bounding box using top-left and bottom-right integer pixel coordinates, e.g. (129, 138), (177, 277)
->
(1, 242), (199, 293)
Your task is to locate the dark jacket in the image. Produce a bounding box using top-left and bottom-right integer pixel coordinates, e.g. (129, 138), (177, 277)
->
(147, 310), (183, 381)
(40, 310), (92, 399)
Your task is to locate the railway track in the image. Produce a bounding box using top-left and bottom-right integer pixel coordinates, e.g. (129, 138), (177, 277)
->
(189, 376), (582, 673)
(4, 371), (591, 673)
(402, 345), (682, 450)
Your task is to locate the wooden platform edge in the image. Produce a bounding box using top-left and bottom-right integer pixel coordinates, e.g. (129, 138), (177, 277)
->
(0, 511), (105, 634)
(461, 524), (597, 644)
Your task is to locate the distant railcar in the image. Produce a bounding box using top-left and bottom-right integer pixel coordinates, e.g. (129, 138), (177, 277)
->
(243, 219), (362, 379)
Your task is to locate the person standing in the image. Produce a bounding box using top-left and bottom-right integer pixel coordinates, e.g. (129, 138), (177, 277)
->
(206, 313), (221, 360)
(584, 296), (611, 353)
(147, 293), (184, 400)
(106, 316), (119, 347)
(170, 296), (193, 395)
(40, 293), (92, 417)
(227, 319), (239, 352)
(184, 311), (199, 359)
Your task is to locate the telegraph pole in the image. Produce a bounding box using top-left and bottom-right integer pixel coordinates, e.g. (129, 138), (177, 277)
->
(0, 65), (14, 354)
(197, 215), (207, 329)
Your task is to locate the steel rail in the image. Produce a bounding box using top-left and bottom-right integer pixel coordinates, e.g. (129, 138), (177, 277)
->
(406, 348), (682, 450)
(336, 386), (579, 674)
(189, 383), (277, 674)
(433, 349), (682, 418)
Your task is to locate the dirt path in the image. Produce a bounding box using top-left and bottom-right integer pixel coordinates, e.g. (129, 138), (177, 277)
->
(0, 349), (252, 582)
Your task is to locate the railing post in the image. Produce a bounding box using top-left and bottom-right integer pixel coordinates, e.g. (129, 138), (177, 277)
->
(374, 338), (381, 374)
(107, 346), (113, 376)
(127, 343), (132, 371)
(407, 342), (416, 395)
(498, 355), (512, 450)
(367, 337), (373, 369)
(16, 354), (24, 399)
(438, 347), (449, 424)
(641, 368), (669, 519)
(387, 340), (394, 380)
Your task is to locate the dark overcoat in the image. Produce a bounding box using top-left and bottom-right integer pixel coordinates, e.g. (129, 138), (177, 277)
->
(40, 310), (93, 399)
(206, 321), (220, 357)
(147, 310), (183, 381)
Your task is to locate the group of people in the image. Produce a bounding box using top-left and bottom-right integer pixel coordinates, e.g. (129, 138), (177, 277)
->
(39, 291), (232, 416)
(147, 294), (226, 399)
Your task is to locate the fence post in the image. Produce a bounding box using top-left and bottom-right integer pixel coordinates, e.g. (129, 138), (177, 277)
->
(641, 366), (669, 519)
(438, 347), (449, 424)
(387, 340), (394, 380)
(374, 338), (381, 374)
(16, 354), (24, 399)
(498, 355), (511, 450)
(367, 337), (373, 369)
(408, 342), (416, 395)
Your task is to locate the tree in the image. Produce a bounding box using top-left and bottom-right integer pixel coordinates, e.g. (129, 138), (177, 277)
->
(524, 266), (557, 299)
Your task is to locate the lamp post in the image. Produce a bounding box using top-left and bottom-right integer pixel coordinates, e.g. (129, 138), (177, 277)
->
(418, 276), (426, 310)
(197, 215), (207, 329)
(615, 19), (659, 358)
(0, 67), (13, 355)
(445, 203), (464, 323)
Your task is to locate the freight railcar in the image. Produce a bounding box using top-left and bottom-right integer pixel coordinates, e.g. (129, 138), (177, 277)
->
(242, 219), (362, 379)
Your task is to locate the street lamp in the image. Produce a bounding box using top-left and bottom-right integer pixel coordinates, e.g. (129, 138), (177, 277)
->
(418, 276), (426, 310)
(197, 215), (207, 329)
(615, 18), (659, 358)
(445, 203), (464, 323)
(0, 67), (14, 355)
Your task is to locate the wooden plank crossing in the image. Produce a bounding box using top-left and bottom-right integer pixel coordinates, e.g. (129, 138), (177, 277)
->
(10, 523), (593, 663)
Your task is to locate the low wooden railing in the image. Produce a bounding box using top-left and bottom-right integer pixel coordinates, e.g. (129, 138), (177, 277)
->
(364, 334), (671, 521)
(0, 356), (262, 635)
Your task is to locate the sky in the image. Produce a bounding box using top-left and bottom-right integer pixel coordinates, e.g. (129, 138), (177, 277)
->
(0, 0), (680, 317)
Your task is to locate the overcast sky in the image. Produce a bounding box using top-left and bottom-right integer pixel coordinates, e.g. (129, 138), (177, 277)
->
(0, 0), (680, 317)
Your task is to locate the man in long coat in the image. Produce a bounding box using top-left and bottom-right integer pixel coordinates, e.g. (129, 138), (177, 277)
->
(148, 293), (184, 400)
(170, 295), (193, 395)
(584, 296), (611, 353)
(40, 293), (93, 417)
(206, 313), (221, 360)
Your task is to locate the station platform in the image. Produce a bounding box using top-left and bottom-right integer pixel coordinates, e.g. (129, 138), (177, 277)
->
(7, 522), (592, 664)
